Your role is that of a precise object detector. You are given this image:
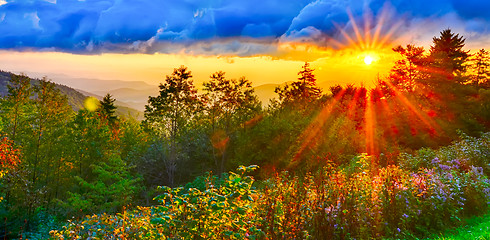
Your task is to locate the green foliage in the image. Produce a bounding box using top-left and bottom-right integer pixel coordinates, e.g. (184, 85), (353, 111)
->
(64, 154), (140, 215)
(51, 133), (490, 239)
(431, 210), (490, 240)
(143, 66), (203, 187)
(203, 71), (261, 173)
(144, 65), (202, 137)
(1, 73), (33, 142)
(51, 165), (263, 239)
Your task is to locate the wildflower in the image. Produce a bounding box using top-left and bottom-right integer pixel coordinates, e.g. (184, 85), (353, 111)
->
(439, 164), (451, 171)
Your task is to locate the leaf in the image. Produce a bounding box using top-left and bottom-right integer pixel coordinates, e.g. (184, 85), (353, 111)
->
(233, 177), (242, 184)
(150, 218), (165, 225)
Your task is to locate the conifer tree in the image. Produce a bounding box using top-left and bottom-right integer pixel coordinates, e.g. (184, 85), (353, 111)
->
(390, 44), (427, 91)
(275, 62), (321, 105)
(98, 93), (118, 125)
(471, 49), (490, 87)
(429, 29), (470, 81)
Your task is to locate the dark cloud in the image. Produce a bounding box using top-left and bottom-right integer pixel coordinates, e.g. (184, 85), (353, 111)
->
(0, 0), (488, 55)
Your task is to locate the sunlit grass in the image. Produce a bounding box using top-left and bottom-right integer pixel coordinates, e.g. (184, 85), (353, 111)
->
(431, 211), (490, 240)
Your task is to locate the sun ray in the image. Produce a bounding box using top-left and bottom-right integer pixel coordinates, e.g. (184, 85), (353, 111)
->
(290, 88), (347, 164)
(376, 20), (403, 49)
(327, 36), (347, 49)
(364, 93), (377, 155)
(376, 90), (399, 139)
(363, 10), (373, 50)
(370, 9), (388, 49)
(383, 81), (442, 135)
(333, 21), (361, 50)
(347, 9), (367, 50)
(345, 88), (363, 120)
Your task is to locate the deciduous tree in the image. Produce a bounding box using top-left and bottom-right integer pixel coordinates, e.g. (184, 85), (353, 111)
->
(203, 71), (261, 173)
(144, 66), (202, 186)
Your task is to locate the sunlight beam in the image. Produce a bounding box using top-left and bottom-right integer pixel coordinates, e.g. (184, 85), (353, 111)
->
(347, 9), (367, 50)
(290, 89), (348, 165)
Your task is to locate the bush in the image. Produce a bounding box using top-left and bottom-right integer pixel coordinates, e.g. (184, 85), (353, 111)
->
(51, 133), (490, 239)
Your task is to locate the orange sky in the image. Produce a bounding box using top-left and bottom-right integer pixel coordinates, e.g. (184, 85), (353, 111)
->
(0, 46), (398, 89)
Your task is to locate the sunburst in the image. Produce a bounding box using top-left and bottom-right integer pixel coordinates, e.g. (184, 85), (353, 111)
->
(289, 8), (443, 162)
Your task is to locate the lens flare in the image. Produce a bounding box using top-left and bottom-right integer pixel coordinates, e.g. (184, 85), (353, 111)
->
(84, 97), (100, 112)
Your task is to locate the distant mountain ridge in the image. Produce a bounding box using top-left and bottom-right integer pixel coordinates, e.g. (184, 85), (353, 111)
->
(0, 70), (143, 120)
(1, 70), (345, 114)
(92, 87), (158, 111)
(20, 72), (158, 93)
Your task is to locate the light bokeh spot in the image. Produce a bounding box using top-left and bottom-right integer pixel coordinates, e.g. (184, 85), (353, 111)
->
(84, 97), (100, 111)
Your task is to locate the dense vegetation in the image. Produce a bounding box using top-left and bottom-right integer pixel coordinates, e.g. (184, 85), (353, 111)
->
(0, 29), (489, 239)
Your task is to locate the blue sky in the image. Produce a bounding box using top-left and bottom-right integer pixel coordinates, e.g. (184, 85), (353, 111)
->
(1, 0), (489, 55)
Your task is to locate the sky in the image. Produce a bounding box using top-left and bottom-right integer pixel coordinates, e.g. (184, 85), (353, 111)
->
(0, 0), (489, 88)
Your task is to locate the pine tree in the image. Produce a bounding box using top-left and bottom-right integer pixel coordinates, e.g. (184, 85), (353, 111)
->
(98, 93), (118, 125)
(429, 29), (470, 81)
(389, 44), (427, 91)
(471, 49), (490, 87)
(274, 62), (321, 105)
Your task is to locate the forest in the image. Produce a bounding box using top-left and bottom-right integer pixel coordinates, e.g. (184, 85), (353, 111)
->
(0, 29), (489, 239)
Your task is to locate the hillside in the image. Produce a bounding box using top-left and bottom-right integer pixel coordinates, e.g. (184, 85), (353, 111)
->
(0, 70), (143, 119)
(93, 87), (158, 111)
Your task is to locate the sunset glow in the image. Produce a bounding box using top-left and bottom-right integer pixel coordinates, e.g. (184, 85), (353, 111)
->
(364, 55), (375, 65)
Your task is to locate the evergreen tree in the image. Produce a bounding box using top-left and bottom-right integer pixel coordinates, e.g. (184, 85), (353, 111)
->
(471, 49), (490, 87)
(429, 29), (470, 81)
(389, 44), (427, 91)
(98, 93), (118, 125)
(65, 154), (140, 215)
(275, 62), (321, 105)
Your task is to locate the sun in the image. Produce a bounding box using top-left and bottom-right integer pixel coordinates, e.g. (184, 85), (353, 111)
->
(364, 55), (374, 65)
(360, 53), (378, 65)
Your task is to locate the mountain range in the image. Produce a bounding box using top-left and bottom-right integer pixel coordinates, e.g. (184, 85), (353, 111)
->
(1, 70), (349, 119)
(0, 71), (143, 120)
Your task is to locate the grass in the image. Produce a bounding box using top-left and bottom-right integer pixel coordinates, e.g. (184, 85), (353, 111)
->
(430, 211), (490, 240)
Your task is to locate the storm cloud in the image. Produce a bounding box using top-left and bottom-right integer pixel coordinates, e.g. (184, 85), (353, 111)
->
(0, 0), (488, 55)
